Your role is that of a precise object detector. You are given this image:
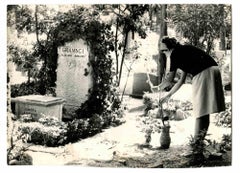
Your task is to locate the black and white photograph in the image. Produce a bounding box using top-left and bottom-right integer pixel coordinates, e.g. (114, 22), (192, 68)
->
(1, 0), (239, 172)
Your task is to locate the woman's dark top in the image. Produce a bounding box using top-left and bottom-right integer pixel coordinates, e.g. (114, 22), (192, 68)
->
(170, 45), (218, 76)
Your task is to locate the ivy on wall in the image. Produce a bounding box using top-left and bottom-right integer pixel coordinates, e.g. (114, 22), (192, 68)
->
(34, 7), (120, 118)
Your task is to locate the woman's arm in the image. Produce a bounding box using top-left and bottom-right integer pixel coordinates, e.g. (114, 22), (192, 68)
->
(160, 71), (176, 90)
(151, 71), (176, 92)
(159, 70), (187, 103)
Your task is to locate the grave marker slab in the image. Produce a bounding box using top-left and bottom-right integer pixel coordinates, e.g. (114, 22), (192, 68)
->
(56, 39), (93, 109)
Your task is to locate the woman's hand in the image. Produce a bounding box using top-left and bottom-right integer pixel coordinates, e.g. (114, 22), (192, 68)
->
(159, 94), (171, 104)
(158, 80), (172, 91)
(159, 70), (187, 105)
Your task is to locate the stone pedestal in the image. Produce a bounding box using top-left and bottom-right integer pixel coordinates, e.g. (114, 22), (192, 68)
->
(11, 95), (65, 121)
(131, 72), (158, 98)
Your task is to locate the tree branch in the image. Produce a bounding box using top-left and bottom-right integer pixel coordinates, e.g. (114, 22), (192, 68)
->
(34, 5), (40, 45)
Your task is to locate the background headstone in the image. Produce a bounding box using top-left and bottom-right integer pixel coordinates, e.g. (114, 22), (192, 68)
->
(56, 39), (93, 110)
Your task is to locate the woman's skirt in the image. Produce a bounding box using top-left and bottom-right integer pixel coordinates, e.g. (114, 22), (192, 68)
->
(192, 66), (226, 118)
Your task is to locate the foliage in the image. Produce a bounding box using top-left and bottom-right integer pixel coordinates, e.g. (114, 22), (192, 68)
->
(8, 45), (40, 83)
(139, 111), (163, 133)
(112, 4), (149, 39)
(7, 112), (33, 165)
(66, 118), (91, 142)
(8, 5), (122, 118)
(141, 93), (193, 144)
(17, 108), (125, 147)
(18, 115), (68, 147)
(187, 132), (231, 166)
(93, 4), (149, 86)
(139, 100), (167, 144)
(38, 115), (67, 127)
(45, 7), (122, 118)
(102, 108), (126, 127)
(215, 102), (232, 128)
(142, 93), (192, 117)
(68, 108), (125, 142)
(143, 94), (157, 115)
(7, 145), (33, 165)
(19, 114), (35, 123)
(10, 81), (41, 98)
(7, 5), (59, 35)
(49, 8), (119, 118)
(119, 41), (142, 102)
(7, 5), (34, 33)
(139, 106), (175, 145)
(218, 134), (232, 153)
(188, 131), (208, 156)
(169, 4), (231, 53)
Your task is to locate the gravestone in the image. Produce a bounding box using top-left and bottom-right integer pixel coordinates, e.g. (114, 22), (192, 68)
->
(56, 39), (93, 110)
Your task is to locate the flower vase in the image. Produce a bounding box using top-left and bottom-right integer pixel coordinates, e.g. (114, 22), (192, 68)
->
(145, 129), (152, 145)
(145, 133), (151, 144)
(160, 125), (171, 149)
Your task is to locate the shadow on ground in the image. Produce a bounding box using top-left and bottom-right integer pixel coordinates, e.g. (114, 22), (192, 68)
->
(66, 144), (231, 168)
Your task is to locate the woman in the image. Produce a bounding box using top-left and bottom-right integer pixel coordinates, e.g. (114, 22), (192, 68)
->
(157, 36), (225, 157)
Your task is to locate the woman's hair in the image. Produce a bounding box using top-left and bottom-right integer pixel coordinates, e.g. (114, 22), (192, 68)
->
(161, 36), (180, 49)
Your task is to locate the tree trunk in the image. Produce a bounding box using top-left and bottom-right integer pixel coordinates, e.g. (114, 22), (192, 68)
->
(118, 30), (129, 86)
(149, 5), (153, 30)
(220, 27), (226, 50)
(27, 69), (31, 83)
(115, 6), (120, 79)
(34, 5), (40, 44)
(157, 4), (167, 84)
(219, 5), (226, 50)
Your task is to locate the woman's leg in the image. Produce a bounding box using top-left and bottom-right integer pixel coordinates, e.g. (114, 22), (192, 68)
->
(194, 114), (210, 143)
(186, 114), (210, 162)
(182, 114), (210, 157)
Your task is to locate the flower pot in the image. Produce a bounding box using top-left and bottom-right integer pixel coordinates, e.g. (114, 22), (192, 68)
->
(160, 125), (171, 149)
(145, 132), (152, 144)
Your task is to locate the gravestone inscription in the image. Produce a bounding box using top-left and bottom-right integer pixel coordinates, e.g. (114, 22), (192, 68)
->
(56, 39), (93, 109)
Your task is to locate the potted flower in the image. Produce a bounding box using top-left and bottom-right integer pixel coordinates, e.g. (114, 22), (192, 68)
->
(140, 104), (171, 149)
(157, 105), (171, 149)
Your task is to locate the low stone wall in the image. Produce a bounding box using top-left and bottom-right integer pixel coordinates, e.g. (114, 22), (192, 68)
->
(11, 95), (65, 121)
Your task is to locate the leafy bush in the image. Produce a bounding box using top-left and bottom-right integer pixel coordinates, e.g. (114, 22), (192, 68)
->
(19, 120), (68, 147)
(18, 115), (68, 146)
(19, 114), (35, 123)
(187, 133), (232, 165)
(8, 146), (33, 165)
(38, 115), (66, 127)
(143, 93), (157, 116)
(67, 109), (125, 142)
(188, 132), (208, 156)
(10, 82), (41, 98)
(215, 102), (231, 127)
(66, 118), (90, 142)
(143, 93), (193, 120)
(102, 108), (126, 127)
(218, 134), (232, 153)
(141, 93), (193, 144)
(88, 114), (104, 134)
(17, 109), (125, 147)
(66, 114), (105, 142)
